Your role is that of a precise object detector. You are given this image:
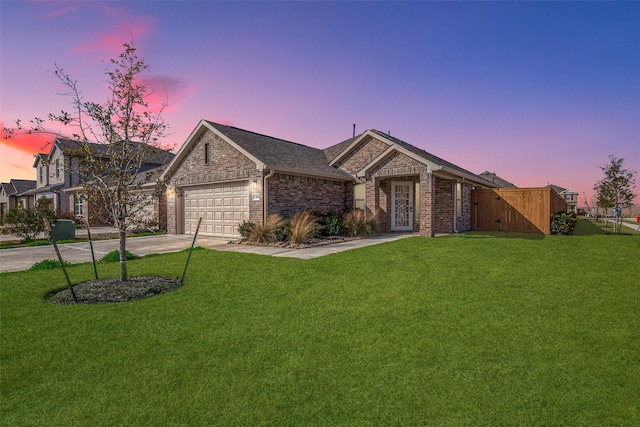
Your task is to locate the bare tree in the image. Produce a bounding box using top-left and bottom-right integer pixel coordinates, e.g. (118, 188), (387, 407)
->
(3, 42), (171, 281)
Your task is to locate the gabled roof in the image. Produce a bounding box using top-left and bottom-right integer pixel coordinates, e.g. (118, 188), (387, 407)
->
(546, 184), (577, 195)
(479, 171), (517, 188)
(326, 129), (496, 187)
(163, 120), (352, 181)
(207, 121), (351, 180)
(20, 183), (64, 196)
(323, 135), (359, 163)
(47, 137), (174, 166)
(1, 182), (14, 196)
(10, 179), (36, 195)
(32, 153), (48, 168)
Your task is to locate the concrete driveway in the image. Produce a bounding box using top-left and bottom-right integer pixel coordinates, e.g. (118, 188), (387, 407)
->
(0, 234), (231, 273)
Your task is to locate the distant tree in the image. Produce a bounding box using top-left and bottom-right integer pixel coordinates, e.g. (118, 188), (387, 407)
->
(593, 155), (637, 232)
(3, 42), (171, 281)
(2, 197), (56, 242)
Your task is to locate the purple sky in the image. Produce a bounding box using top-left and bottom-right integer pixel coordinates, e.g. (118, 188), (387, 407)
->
(2, 1), (638, 205)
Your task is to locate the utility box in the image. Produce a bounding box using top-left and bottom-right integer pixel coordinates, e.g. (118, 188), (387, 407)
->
(50, 219), (76, 241)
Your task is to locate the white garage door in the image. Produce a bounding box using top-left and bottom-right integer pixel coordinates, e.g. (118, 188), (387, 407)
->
(183, 181), (250, 237)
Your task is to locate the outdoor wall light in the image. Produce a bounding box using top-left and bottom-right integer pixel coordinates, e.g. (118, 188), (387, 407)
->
(166, 188), (175, 196)
(251, 180), (258, 191)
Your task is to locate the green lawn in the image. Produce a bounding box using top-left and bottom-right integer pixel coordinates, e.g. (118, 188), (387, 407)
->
(1, 220), (639, 426)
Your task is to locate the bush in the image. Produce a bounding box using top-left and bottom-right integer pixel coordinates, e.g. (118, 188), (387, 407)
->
(100, 250), (139, 262)
(246, 214), (284, 244)
(2, 198), (56, 241)
(343, 209), (377, 237)
(321, 213), (344, 236)
(29, 259), (76, 271)
(551, 212), (578, 235)
(289, 211), (319, 244)
(275, 219), (290, 242)
(238, 221), (255, 238)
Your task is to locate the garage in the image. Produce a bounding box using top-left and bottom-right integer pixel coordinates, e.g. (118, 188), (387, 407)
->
(183, 181), (250, 237)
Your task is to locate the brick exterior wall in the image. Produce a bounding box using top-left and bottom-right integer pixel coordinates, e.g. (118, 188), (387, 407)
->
(456, 183), (472, 232)
(268, 173), (346, 218)
(166, 129), (260, 233)
(364, 149), (430, 235)
(333, 136), (389, 175)
(434, 178), (454, 234)
(419, 172), (435, 237)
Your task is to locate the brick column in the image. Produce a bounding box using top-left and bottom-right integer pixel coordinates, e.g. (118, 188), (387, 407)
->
(420, 171), (434, 237)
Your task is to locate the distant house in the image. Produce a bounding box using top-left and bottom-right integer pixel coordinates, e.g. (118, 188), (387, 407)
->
(161, 120), (497, 238)
(21, 138), (174, 227)
(0, 179), (37, 217)
(479, 171), (517, 188)
(547, 184), (578, 213)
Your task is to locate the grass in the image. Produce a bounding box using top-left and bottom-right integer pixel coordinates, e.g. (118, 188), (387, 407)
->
(1, 220), (639, 425)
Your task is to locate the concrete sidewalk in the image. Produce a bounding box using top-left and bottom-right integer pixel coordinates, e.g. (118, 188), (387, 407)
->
(0, 233), (416, 273)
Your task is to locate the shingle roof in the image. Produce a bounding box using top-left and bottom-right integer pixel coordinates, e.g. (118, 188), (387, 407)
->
(54, 138), (174, 166)
(206, 121), (351, 180)
(368, 130), (495, 186)
(1, 182), (14, 196)
(11, 179), (37, 195)
(479, 172), (517, 188)
(323, 135), (360, 162)
(546, 184), (566, 194)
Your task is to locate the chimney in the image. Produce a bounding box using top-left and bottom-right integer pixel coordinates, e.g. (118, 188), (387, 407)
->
(353, 123), (356, 138)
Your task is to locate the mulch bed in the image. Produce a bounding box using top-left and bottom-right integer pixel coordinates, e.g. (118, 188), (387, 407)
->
(232, 235), (361, 249)
(47, 276), (182, 305)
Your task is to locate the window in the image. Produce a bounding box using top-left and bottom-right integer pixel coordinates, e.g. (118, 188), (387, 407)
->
(565, 194), (572, 201)
(74, 195), (83, 215)
(204, 143), (210, 164)
(455, 182), (462, 217)
(39, 166), (43, 183)
(353, 183), (365, 210)
(55, 159), (60, 178)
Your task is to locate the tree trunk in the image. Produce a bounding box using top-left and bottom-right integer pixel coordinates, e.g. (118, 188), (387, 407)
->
(119, 229), (128, 281)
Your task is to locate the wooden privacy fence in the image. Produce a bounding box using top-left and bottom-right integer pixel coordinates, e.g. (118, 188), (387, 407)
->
(471, 188), (567, 234)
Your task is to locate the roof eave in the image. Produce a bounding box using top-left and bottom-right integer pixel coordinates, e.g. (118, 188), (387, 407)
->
(263, 165), (353, 182)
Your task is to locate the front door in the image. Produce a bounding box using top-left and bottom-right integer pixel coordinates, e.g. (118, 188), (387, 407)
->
(391, 181), (413, 231)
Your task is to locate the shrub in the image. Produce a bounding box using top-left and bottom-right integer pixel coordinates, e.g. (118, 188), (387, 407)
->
(247, 214), (284, 244)
(2, 198), (56, 241)
(551, 212), (578, 235)
(343, 209), (377, 237)
(275, 219), (290, 242)
(322, 213), (343, 236)
(29, 259), (76, 271)
(289, 211), (319, 244)
(238, 221), (255, 239)
(100, 250), (139, 262)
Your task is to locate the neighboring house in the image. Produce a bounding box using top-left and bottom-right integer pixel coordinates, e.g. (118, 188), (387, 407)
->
(161, 120), (497, 238)
(0, 179), (37, 217)
(479, 171), (517, 188)
(546, 184), (578, 213)
(21, 138), (174, 227)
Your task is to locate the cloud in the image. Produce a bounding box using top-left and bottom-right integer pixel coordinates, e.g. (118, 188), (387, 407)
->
(0, 126), (54, 155)
(34, 2), (156, 57)
(71, 16), (156, 56)
(139, 76), (192, 113)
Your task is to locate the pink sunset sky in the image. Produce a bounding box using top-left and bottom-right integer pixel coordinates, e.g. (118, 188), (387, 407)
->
(1, 1), (638, 205)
